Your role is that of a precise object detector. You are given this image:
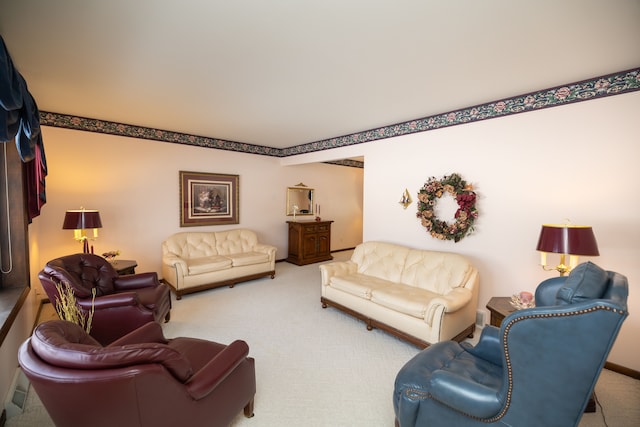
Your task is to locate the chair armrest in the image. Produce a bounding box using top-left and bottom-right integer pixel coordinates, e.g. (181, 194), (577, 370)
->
(162, 254), (188, 272)
(77, 292), (139, 310)
(425, 287), (472, 315)
(254, 243), (276, 257)
(185, 340), (250, 400)
(430, 369), (503, 419)
(107, 322), (168, 346)
(465, 325), (502, 366)
(319, 261), (357, 285)
(114, 272), (160, 290)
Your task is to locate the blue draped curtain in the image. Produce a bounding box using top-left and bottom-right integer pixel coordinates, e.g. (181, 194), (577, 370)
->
(0, 35), (47, 222)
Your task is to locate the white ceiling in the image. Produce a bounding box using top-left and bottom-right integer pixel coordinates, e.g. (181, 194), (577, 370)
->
(1, 0), (639, 149)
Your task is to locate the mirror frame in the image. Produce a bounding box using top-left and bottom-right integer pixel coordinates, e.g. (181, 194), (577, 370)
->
(286, 185), (314, 216)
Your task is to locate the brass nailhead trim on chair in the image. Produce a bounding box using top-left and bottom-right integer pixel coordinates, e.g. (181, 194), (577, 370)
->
(486, 305), (626, 423)
(402, 305), (627, 423)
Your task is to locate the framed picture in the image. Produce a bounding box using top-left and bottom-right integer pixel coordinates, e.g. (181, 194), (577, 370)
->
(180, 171), (239, 226)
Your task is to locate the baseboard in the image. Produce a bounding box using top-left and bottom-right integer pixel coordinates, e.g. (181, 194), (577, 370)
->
(605, 361), (640, 380)
(331, 247), (356, 253)
(277, 247), (356, 263)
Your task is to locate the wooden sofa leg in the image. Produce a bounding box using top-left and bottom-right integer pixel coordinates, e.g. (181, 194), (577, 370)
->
(244, 398), (255, 418)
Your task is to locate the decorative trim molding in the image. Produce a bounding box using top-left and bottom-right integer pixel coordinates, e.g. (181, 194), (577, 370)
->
(40, 68), (639, 163)
(323, 159), (365, 168)
(283, 68), (640, 157)
(38, 112), (282, 157)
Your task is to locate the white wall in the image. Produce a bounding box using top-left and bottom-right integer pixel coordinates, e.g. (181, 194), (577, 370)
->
(30, 127), (364, 289)
(13, 126), (363, 409)
(294, 91), (640, 371)
(26, 91), (640, 372)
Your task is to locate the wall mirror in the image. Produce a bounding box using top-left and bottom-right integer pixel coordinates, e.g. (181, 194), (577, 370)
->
(286, 184), (314, 216)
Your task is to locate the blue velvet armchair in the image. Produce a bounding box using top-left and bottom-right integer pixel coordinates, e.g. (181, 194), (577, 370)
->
(393, 262), (629, 427)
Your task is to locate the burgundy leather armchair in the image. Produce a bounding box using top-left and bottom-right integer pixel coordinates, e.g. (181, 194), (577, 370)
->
(39, 253), (171, 345)
(18, 320), (256, 427)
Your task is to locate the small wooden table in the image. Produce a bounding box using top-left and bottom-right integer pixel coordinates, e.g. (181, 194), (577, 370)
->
(111, 259), (137, 275)
(485, 296), (596, 413)
(486, 297), (515, 327)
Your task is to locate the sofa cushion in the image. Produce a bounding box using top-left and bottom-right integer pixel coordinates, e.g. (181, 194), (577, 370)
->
(371, 284), (439, 319)
(227, 251), (270, 267)
(352, 242), (410, 283)
(187, 256), (232, 275)
(330, 274), (395, 299)
(556, 261), (608, 305)
(163, 232), (219, 259)
(215, 229), (259, 255)
(401, 250), (472, 293)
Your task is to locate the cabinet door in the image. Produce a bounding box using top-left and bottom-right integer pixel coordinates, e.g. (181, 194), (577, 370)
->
(302, 234), (319, 258)
(317, 232), (330, 256)
(288, 224), (301, 257)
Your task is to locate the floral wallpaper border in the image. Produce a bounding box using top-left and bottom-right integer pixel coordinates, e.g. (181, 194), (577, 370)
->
(40, 67), (639, 167)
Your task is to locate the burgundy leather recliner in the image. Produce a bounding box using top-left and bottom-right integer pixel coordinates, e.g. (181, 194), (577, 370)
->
(18, 320), (256, 427)
(39, 253), (172, 345)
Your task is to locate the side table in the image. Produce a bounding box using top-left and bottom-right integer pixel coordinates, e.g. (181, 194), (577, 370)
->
(111, 259), (137, 275)
(485, 296), (596, 413)
(485, 297), (514, 327)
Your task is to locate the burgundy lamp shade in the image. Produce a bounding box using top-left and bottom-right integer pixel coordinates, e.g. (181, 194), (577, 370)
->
(536, 224), (599, 256)
(62, 210), (102, 230)
(63, 209), (102, 254)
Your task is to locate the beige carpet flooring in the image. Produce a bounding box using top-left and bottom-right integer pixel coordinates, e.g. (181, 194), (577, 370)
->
(7, 250), (640, 426)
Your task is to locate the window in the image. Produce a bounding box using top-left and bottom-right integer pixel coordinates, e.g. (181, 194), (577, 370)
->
(0, 140), (30, 345)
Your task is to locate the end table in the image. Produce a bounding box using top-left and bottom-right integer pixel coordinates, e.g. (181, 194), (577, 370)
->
(111, 259), (137, 275)
(486, 297), (514, 327)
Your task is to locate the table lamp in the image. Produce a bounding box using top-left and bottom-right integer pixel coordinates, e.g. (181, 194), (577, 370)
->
(62, 208), (102, 253)
(536, 222), (599, 276)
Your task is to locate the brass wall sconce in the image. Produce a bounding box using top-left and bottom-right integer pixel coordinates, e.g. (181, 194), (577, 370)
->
(399, 189), (412, 209)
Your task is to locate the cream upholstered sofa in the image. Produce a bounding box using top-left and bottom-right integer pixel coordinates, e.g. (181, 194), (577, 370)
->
(319, 241), (479, 347)
(161, 229), (276, 299)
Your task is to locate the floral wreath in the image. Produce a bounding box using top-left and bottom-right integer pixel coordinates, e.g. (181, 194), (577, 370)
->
(416, 173), (478, 242)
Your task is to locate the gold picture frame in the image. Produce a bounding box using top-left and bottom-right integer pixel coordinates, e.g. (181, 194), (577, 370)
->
(180, 171), (239, 226)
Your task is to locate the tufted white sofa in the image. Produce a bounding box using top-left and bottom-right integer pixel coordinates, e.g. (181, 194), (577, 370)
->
(319, 241), (479, 347)
(161, 229), (276, 299)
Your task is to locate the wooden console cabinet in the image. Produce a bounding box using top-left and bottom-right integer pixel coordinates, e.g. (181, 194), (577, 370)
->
(286, 220), (333, 265)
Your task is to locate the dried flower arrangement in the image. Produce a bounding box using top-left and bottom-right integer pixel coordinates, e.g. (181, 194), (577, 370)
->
(510, 291), (535, 310)
(416, 173), (478, 242)
(54, 282), (96, 333)
(102, 250), (121, 262)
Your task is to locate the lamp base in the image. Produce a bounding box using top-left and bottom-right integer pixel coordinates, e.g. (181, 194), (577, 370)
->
(541, 264), (570, 276)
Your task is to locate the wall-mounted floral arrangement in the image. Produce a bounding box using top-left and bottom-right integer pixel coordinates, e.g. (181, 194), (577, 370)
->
(416, 173), (478, 242)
